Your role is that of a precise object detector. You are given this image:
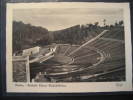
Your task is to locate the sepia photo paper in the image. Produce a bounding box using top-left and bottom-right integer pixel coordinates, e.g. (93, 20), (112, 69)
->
(6, 2), (132, 93)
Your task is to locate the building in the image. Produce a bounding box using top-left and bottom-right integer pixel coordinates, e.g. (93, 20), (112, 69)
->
(22, 46), (40, 56)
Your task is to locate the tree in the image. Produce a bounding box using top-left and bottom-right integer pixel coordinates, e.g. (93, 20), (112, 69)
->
(115, 21), (118, 27)
(94, 22), (99, 27)
(119, 20), (124, 26)
(103, 19), (106, 26)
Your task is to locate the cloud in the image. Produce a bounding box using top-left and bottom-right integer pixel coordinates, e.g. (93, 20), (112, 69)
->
(13, 8), (123, 31)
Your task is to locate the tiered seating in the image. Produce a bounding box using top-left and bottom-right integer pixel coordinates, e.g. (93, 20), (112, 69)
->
(66, 31), (125, 77)
(64, 46), (78, 56)
(77, 59), (124, 76)
(101, 28), (124, 40)
(86, 38), (124, 57)
(44, 65), (76, 74)
(57, 44), (70, 54)
(70, 47), (97, 59)
(80, 68), (125, 82)
(73, 52), (100, 65)
(79, 38), (125, 76)
(30, 30), (125, 82)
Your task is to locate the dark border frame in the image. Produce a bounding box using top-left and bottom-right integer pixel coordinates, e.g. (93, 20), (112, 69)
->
(0, 0), (133, 97)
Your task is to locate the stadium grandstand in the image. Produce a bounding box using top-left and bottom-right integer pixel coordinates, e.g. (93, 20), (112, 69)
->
(30, 29), (125, 82)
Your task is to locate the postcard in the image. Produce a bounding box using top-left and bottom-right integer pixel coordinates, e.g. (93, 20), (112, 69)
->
(6, 2), (132, 93)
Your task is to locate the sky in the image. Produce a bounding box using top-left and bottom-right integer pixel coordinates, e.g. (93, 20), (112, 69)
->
(13, 8), (123, 31)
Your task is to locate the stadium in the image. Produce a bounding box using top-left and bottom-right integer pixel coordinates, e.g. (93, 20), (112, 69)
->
(30, 29), (125, 82)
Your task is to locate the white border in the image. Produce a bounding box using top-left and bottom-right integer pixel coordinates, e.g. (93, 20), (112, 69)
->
(6, 2), (132, 93)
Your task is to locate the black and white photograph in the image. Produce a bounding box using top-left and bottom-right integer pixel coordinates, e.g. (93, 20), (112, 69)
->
(6, 2), (132, 92)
